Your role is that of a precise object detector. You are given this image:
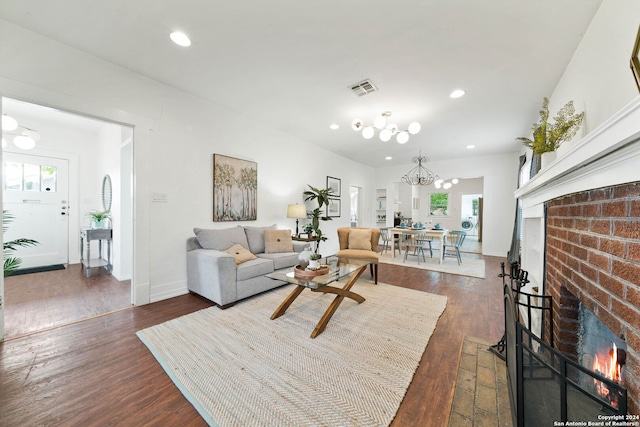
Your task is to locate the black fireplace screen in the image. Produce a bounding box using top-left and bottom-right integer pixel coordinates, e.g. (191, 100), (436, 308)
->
(504, 285), (628, 426)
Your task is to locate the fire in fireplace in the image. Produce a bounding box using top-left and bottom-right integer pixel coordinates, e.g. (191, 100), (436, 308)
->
(576, 302), (628, 410)
(592, 343), (626, 410)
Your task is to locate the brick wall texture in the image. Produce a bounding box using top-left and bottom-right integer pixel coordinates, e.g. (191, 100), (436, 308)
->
(545, 182), (640, 415)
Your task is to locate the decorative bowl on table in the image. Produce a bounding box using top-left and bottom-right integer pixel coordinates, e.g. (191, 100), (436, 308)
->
(294, 264), (329, 279)
(433, 224), (442, 230)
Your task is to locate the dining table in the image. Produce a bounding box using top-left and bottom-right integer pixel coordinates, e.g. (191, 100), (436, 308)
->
(390, 227), (449, 264)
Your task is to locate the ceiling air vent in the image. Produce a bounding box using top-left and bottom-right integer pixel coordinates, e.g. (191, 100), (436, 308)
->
(349, 79), (378, 97)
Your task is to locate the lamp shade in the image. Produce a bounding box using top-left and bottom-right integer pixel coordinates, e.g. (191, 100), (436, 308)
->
(287, 204), (307, 219)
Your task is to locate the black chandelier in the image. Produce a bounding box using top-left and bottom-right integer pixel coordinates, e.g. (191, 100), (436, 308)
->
(401, 152), (439, 186)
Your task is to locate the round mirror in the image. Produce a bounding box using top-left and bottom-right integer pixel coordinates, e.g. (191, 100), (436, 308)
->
(102, 174), (113, 211)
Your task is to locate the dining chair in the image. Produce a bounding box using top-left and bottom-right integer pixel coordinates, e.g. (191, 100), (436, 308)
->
(443, 230), (467, 265)
(379, 227), (401, 256)
(379, 227), (390, 253)
(403, 231), (429, 265)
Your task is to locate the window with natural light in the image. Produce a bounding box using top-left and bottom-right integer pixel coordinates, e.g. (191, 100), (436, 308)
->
(429, 193), (449, 216)
(4, 162), (57, 192)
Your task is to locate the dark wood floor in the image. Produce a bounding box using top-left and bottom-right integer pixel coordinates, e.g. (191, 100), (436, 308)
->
(0, 255), (506, 427)
(3, 263), (131, 339)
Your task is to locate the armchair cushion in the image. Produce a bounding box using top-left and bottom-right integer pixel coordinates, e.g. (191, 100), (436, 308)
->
(244, 224), (276, 254)
(224, 243), (257, 265)
(194, 226), (249, 251)
(348, 228), (373, 250)
(264, 229), (293, 253)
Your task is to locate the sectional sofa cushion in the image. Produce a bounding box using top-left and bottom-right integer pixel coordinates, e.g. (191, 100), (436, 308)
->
(264, 229), (293, 253)
(244, 224), (277, 254)
(236, 257), (276, 281)
(194, 226), (249, 251)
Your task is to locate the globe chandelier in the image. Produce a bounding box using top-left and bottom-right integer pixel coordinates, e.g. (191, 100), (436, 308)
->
(435, 178), (459, 189)
(351, 111), (421, 144)
(2, 114), (39, 150)
(401, 151), (439, 186)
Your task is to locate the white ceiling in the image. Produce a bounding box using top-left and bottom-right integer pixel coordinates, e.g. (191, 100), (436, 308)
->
(0, 0), (602, 167)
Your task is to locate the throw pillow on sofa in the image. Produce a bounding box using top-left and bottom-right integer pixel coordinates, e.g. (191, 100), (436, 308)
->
(348, 228), (372, 250)
(264, 229), (293, 253)
(244, 224), (277, 253)
(224, 244), (257, 265)
(194, 226), (250, 251)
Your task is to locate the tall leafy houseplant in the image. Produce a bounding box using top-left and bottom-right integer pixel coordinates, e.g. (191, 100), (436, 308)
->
(517, 97), (584, 154)
(302, 185), (336, 255)
(3, 210), (39, 277)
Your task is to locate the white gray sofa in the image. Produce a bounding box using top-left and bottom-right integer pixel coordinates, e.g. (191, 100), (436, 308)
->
(187, 225), (306, 308)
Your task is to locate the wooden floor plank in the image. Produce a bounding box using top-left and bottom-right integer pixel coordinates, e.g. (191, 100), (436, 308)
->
(3, 263), (130, 339)
(0, 255), (506, 426)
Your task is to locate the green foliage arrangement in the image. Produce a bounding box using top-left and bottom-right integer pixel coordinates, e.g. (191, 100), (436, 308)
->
(85, 210), (111, 224)
(3, 210), (39, 277)
(517, 97), (584, 155)
(302, 185), (337, 255)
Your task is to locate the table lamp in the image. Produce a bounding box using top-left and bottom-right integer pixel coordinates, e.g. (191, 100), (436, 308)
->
(287, 204), (307, 237)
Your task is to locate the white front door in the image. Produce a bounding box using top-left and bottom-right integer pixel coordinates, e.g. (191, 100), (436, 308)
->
(3, 152), (70, 268)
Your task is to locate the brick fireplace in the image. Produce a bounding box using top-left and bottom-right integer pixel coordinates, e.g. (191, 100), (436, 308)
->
(516, 96), (640, 416)
(545, 182), (640, 414)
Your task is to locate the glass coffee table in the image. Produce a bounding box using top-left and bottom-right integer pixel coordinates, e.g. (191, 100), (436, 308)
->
(266, 259), (370, 338)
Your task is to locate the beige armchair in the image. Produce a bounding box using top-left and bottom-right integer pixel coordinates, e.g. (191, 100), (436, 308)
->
(336, 227), (381, 284)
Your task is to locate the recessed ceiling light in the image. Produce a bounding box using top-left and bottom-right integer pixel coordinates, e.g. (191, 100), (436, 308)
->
(450, 89), (466, 99)
(170, 31), (191, 47)
(329, 123), (339, 130)
(385, 156), (392, 160)
(466, 144), (476, 149)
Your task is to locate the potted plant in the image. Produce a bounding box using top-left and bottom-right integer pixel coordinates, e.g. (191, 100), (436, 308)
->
(308, 253), (321, 269)
(302, 223), (314, 238)
(3, 210), (38, 277)
(85, 210), (111, 229)
(302, 185), (336, 256)
(517, 97), (584, 170)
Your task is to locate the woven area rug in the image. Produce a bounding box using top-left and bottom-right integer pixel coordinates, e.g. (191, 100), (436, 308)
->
(378, 251), (485, 278)
(137, 282), (447, 427)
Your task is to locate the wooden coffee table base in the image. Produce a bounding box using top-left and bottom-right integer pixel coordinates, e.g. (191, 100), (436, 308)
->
(270, 264), (367, 338)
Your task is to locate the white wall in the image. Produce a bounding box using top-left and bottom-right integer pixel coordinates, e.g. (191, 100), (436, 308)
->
(0, 19), (374, 304)
(549, 0), (640, 140)
(375, 152), (520, 257)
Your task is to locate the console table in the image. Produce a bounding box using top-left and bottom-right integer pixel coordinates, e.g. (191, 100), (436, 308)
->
(80, 227), (113, 277)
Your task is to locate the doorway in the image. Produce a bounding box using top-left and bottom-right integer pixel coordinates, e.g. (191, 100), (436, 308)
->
(1, 96), (134, 339)
(3, 153), (70, 268)
(350, 186), (361, 227)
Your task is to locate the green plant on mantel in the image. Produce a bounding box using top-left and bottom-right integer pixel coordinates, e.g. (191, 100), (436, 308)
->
(517, 97), (585, 155)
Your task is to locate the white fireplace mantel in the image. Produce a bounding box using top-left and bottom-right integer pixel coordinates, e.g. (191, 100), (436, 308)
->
(516, 96), (640, 209)
(516, 96), (640, 298)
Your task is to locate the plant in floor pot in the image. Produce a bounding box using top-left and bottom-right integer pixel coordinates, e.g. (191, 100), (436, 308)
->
(516, 97), (584, 173)
(85, 210), (111, 229)
(3, 210), (39, 277)
(302, 185), (337, 256)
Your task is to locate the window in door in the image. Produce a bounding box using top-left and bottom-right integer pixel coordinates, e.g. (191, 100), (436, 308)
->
(4, 161), (58, 192)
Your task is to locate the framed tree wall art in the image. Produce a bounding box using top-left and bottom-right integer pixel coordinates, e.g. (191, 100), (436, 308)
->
(213, 154), (257, 221)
